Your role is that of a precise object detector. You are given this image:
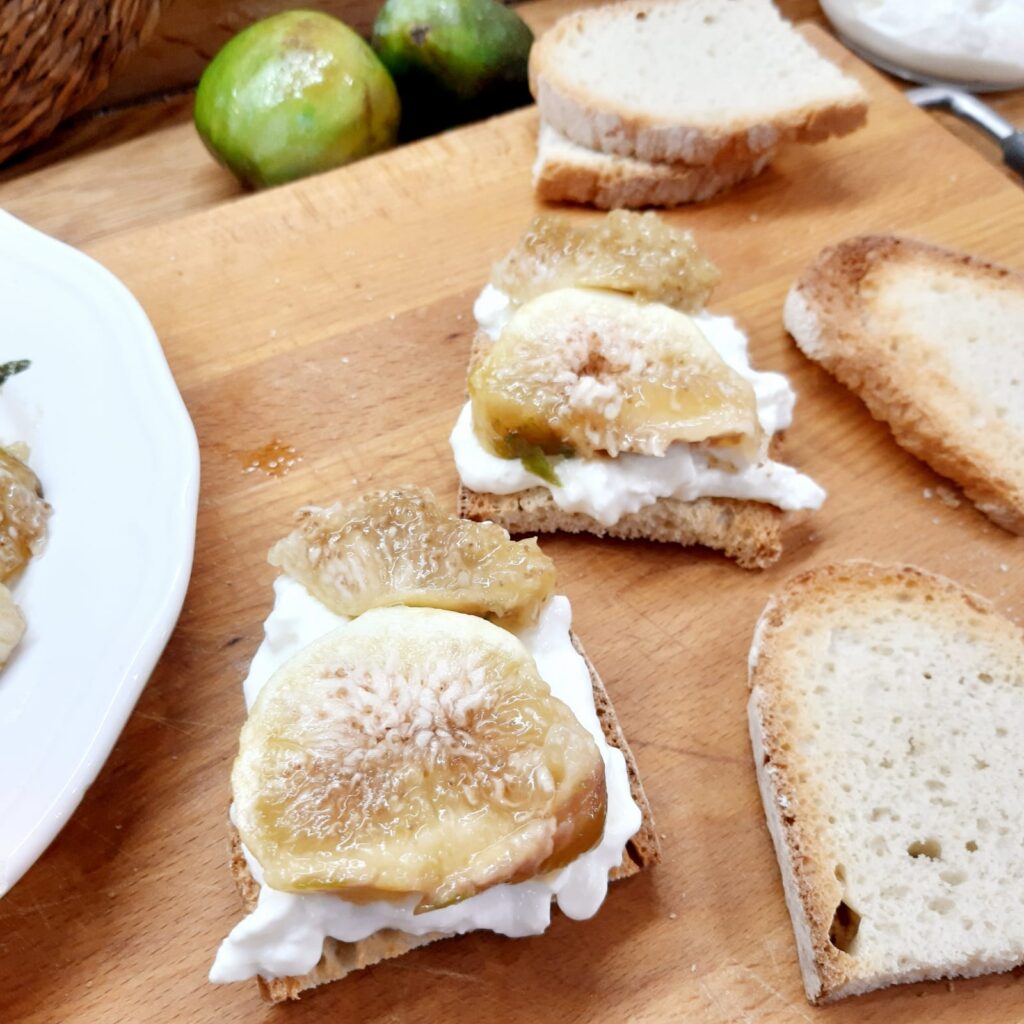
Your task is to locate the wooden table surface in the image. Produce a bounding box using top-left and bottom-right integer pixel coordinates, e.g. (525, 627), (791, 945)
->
(2, 20), (1022, 1023)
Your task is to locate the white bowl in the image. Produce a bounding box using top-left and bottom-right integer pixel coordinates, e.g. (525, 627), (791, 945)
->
(822, 0), (1024, 91)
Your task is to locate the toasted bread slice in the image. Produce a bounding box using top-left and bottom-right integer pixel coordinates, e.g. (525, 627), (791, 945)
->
(784, 235), (1024, 533)
(748, 561), (1024, 1003)
(533, 121), (774, 209)
(530, 0), (867, 165)
(229, 632), (659, 1003)
(458, 484), (784, 569)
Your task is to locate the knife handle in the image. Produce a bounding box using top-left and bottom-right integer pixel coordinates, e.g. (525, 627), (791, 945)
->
(1003, 132), (1024, 177)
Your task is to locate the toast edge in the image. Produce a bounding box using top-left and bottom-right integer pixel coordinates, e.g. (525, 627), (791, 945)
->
(458, 484), (787, 570)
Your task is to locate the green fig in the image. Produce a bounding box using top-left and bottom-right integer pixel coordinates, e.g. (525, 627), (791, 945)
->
(195, 10), (400, 188)
(372, 0), (533, 138)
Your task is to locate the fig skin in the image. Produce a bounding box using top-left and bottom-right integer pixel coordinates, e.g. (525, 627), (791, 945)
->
(195, 10), (400, 189)
(372, 0), (533, 138)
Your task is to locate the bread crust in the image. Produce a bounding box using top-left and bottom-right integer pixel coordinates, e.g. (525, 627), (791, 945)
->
(459, 484), (785, 569)
(227, 632), (660, 1003)
(747, 560), (1020, 1003)
(530, 0), (868, 165)
(533, 123), (774, 209)
(784, 234), (1024, 534)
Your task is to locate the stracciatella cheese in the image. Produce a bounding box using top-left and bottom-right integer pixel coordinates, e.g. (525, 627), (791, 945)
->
(453, 286), (825, 523)
(210, 576), (641, 983)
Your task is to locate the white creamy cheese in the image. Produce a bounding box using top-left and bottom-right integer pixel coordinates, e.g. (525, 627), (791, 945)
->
(456, 287), (824, 522)
(474, 283), (513, 340)
(822, 0), (1024, 87)
(210, 576), (642, 983)
(452, 402), (824, 524)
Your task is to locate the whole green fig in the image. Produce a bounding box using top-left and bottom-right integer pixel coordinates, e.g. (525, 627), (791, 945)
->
(195, 10), (400, 188)
(372, 0), (533, 138)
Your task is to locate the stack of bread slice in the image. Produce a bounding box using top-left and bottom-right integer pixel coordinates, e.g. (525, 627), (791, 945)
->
(529, 0), (869, 208)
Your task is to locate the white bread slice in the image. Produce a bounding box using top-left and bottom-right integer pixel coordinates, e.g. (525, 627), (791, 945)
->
(530, 0), (868, 165)
(748, 561), (1024, 1003)
(229, 633), (660, 1003)
(533, 121), (775, 209)
(784, 235), (1024, 534)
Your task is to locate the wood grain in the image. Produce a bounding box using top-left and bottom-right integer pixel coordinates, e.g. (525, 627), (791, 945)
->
(1, 27), (1023, 1024)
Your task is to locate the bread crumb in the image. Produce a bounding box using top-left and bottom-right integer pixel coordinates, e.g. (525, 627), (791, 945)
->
(691, 964), (697, 972)
(999, 564), (1009, 573)
(660, 832), (668, 840)
(922, 487), (933, 499)
(668, 912), (678, 920)
(935, 485), (961, 509)
(932, 517), (941, 525)
(341, 357), (350, 365)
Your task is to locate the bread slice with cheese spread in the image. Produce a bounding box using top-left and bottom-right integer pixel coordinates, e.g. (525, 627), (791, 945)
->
(229, 635), (659, 1003)
(749, 561), (1024, 1003)
(454, 213), (823, 569)
(784, 235), (1024, 533)
(529, 0), (868, 167)
(214, 489), (660, 1002)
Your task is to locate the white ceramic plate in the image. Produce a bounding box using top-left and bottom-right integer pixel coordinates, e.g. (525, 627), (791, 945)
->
(0, 212), (199, 897)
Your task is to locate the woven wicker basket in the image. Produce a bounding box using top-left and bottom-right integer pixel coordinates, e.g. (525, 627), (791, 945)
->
(0, 0), (163, 164)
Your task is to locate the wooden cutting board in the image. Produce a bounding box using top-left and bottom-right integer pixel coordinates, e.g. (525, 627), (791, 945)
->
(3, 26), (1022, 1024)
